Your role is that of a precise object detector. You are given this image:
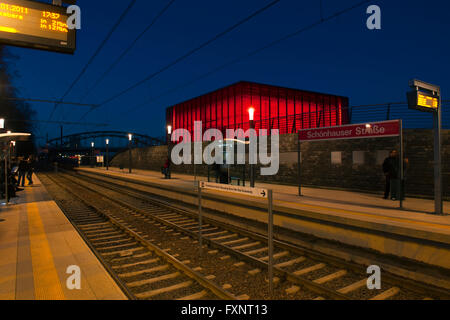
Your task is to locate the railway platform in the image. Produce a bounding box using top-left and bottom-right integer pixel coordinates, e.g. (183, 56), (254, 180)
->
(0, 174), (127, 300)
(76, 167), (450, 278)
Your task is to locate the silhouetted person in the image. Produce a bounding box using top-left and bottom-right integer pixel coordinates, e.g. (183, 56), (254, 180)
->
(18, 158), (28, 187)
(27, 157), (34, 185)
(383, 150), (400, 200)
(163, 158), (171, 179)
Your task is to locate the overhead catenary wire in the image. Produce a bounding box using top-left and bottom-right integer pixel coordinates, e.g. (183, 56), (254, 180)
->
(80, 0), (283, 120)
(0, 97), (97, 107)
(78, 0), (176, 104)
(48, 0), (138, 122)
(121, 0), (375, 116)
(7, 119), (109, 126)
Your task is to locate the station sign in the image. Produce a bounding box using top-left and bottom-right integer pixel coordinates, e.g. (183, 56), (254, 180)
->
(0, 0), (76, 54)
(299, 120), (400, 142)
(199, 181), (268, 199)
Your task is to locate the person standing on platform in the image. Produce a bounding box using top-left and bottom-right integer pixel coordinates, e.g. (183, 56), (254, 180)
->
(163, 158), (171, 179)
(26, 157), (34, 186)
(18, 157), (28, 188)
(382, 150), (399, 200)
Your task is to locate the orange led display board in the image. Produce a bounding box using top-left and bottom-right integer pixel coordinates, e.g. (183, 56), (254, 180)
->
(0, 0), (75, 54)
(408, 90), (440, 113)
(417, 93), (438, 110)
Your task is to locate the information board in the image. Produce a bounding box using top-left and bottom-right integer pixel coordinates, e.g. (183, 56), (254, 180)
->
(407, 90), (439, 113)
(199, 181), (269, 199)
(0, 0), (75, 54)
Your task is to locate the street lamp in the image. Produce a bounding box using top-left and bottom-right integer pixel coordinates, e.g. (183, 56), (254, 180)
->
(249, 107), (256, 188)
(128, 134), (133, 174)
(249, 107), (255, 122)
(105, 139), (110, 171)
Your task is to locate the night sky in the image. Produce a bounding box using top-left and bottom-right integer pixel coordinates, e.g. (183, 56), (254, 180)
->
(6, 0), (450, 145)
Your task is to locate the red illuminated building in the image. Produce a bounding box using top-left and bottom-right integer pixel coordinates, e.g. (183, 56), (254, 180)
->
(166, 81), (350, 139)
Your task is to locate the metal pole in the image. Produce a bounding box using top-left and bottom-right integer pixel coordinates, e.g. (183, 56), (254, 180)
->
(298, 133), (302, 196)
(399, 120), (404, 209)
(167, 133), (171, 179)
(250, 120), (255, 188)
(268, 189), (274, 297)
(198, 181), (203, 255)
(106, 144), (109, 171)
(128, 142), (132, 174)
(4, 153), (8, 205)
(434, 97), (443, 214)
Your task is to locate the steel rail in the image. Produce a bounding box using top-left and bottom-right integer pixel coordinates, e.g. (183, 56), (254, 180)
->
(43, 172), (236, 301)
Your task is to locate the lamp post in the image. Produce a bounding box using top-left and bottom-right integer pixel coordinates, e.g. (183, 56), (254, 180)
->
(2, 120), (7, 204)
(167, 125), (172, 179)
(105, 139), (109, 170)
(4, 147), (8, 205)
(10, 141), (15, 163)
(91, 142), (94, 167)
(128, 134), (133, 174)
(249, 107), (256, 188)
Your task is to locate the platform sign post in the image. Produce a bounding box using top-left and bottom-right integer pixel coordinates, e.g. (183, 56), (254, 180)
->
(199, 181), (273, 295)
(268, 189), (274, 297)
(407, 80), (443, 215)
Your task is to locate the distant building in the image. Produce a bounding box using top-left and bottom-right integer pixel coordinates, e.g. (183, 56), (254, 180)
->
(166, 81), (350, 140)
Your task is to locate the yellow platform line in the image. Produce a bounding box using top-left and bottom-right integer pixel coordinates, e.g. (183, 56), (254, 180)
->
(27, 203), (65, 300)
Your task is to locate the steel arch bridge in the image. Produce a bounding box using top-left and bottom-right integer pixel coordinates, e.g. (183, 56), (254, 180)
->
(47, 131), (164, 152)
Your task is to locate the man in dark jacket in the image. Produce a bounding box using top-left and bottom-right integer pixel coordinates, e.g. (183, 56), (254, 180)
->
(382, 150), (399, 200)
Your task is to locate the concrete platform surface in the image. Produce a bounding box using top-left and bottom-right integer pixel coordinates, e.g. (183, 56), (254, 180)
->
(0, 175), (127, 300)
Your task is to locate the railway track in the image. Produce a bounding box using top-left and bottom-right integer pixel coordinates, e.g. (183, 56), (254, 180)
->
(42, 171), (450, 300)
(39, 173), (235, 301)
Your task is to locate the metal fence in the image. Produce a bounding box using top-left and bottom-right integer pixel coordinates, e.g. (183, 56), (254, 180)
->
(349, 100), (450, 129)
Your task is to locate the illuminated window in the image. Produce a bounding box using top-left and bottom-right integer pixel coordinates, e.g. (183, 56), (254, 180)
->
(331, 152), (342, 165)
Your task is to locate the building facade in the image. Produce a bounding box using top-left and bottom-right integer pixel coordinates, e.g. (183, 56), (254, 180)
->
(166, 81), (350, 140)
